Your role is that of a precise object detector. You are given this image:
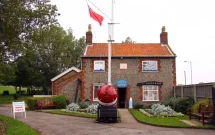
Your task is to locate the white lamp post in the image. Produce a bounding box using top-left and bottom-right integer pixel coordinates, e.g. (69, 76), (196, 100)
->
(184, 61), (193, 84)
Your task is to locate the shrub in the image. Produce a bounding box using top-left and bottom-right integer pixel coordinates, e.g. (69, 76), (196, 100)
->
(145, 103), (184, 117)
(2, 90), (9, 95)
(53, 95), (67, 109)
(164, 97), (176, 110)
(175, 97), (195, 114)
(66, 103), (80, 111)
(134, 103), (144, 109)
(26, 98), (39, 110)
(87, 104), (98, 114)
(139, 109), (153, 117)
(192, 98), (211, 113)
(13, 94), (19, 100)
(150, 103), (175, 115)
(78, 101), (89, 109)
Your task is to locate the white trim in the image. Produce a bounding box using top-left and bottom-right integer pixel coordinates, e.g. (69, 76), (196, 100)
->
(93, 83), (105, 101)
(51, 67), (81, 81)
(84, 45), (89, 56)
(98, 98), (117, 106)
(165, 45), (174, 56)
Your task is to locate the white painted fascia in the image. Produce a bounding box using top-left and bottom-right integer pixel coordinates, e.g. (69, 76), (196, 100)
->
(51, 67), (81, 82)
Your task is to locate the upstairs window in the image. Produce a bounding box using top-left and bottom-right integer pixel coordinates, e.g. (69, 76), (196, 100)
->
(142, 61), (158, 72)
(93, 83), (105, 101)
(94, 60), (105, 72)
(143, 85), (159, 101)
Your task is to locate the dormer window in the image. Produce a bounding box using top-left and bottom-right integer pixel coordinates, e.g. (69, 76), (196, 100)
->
(142, 61), (158, 72)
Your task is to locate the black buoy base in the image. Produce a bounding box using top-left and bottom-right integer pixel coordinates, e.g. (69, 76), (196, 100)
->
(96, 104), (118, 123)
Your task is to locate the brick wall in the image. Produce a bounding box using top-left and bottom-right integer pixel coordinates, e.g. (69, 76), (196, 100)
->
(81, 57), (176, 106)
(52, 71), (81, 101)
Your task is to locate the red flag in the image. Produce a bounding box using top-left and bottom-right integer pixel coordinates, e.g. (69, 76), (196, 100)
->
(88, 5), (104, 26)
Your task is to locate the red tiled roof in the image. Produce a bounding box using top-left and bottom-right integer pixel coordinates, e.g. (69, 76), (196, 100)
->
(84, 43), (174, 57)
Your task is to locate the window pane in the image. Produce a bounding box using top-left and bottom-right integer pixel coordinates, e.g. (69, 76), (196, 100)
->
(94, 83), (104, 100)
(143, 91), (148, 100)
(143, 85), (159, 101)
(142, 61), (158, 71)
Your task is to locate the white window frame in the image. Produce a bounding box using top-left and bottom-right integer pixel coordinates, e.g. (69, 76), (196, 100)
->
(142, 61), (158, 72)
(142, 85), (159, 101)
(93, 83), (105, 101)
(94, 60), (105, 72)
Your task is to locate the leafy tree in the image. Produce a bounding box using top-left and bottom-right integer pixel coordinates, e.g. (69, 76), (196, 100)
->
(122, 37), (136, 43)
(0, 0), (60, 62)
(0, 62), (15, 85)
(27, 25), (85, 89)
(0, 0), (59, 87)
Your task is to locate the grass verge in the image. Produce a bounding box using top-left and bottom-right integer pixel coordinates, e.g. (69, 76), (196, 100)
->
(0, 95), (31, 104)
(0, 114), (39, 135)
(129, 109), (215, 129)
(46, 109), (97, 119)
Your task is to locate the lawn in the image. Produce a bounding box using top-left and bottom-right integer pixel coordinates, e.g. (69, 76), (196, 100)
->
(0, 114), (39, 135)
(0, 86), (17, 94)
(0, 86), (30, 105)
(46, 109), (97, 119)
(129, 109), (215, 128)
(0, 95), (30, 104)
(130, 109), (191, 127)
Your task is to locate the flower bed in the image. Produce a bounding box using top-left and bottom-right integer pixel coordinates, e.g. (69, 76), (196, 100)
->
(140, 103), (184, 117)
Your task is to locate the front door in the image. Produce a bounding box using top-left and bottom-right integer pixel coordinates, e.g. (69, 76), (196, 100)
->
(118, 88), (126, 108)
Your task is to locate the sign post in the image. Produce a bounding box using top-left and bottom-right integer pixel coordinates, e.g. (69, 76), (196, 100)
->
(12, 101), (26, 119)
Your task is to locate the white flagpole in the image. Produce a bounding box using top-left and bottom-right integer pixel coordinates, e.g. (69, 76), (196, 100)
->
(107, 0), (114, 85)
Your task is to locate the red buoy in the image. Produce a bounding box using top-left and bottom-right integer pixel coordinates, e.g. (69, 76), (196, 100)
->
(97, 85), (117, 106)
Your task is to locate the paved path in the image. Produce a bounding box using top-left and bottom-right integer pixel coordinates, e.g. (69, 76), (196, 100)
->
(0, 107), (214, 135)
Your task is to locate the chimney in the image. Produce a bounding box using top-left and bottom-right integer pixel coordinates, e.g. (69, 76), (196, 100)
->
(86, 24), (93, 45)
(160, 26), (168, 45)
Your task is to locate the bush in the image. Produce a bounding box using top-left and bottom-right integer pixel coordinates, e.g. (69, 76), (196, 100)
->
(164, 97), (176, 110)
(53, 95), (67, 109)
(192, 98), (211, 113)
(87, 104), (98, 114)
(13, 94), (19, 100)
(139, 109), (153, 117)
(2, 90), (9, 95)
(150, 103), (175, 115)
(26, 98), (39, 110)
(78, 101), (89, 109)
(145, 103), (184, 117)
(134, 103), (144, 109)
(175, 97), (195, 114)
(66, 103), (80, 112)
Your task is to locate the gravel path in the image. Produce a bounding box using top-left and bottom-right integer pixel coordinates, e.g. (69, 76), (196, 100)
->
(0, 107), (214, 135)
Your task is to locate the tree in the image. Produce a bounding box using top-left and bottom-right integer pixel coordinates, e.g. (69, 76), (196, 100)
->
(122, 37), (136, 43)
(26, 25), (85, 89)
(0, 0), (60, 62)
(0, 0), (59, 86)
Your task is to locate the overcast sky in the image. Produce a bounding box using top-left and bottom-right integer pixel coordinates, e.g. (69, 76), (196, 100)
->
(50, 0), (215, 85)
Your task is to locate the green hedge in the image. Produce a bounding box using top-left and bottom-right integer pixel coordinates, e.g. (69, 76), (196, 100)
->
(26, 97), (49, 110)
(53, 95), (67, 109)
(175, 97), (195, 114)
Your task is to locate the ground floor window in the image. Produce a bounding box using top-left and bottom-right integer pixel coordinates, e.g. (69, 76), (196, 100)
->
(142, 85), (159, 101)
(93, 83), (105, 101)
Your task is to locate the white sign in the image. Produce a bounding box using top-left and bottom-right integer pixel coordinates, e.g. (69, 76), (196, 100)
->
(12, 101), (26, 119)
(94, 60), (105, 72)
(120, 63), (127, 69)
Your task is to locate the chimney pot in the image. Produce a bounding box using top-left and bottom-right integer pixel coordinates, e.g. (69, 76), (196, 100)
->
(160, 26), (168, 45)
(86, 24), (92, 45)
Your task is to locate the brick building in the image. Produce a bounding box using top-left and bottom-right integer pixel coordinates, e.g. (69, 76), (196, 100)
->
(51, 25), (176, 108)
